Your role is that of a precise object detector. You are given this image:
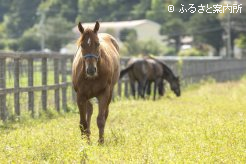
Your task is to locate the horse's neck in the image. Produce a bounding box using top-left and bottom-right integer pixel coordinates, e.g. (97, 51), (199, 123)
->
(163, 65), (175, 82)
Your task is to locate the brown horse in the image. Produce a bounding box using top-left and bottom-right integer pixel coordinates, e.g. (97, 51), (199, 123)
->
(72, 21), (120, 143)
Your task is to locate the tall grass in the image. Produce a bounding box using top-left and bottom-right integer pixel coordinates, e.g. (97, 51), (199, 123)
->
(0, 78), (246, 163)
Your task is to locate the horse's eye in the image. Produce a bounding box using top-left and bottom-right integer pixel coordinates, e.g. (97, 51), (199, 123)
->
(81, 44), (86, 49)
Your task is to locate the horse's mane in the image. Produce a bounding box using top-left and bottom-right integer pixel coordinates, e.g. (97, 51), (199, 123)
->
(77, 36), (83, 46)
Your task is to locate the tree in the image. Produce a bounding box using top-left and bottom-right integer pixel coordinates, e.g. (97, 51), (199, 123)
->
(38, 0), (78, 22)
(43, 17), (73, 51)
(161, 18), (185, 53)
(146, 0), (166, 24)
(131, 0), (151, 19)
(3, 0), (40, 38)
(189, 11), (223, 54)
(0, 0), (12, 22)
(76, 0), (142, 22)
(18, 27), (40, 51)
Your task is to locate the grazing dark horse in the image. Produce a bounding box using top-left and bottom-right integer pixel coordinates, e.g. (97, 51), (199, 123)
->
(120, 57), (181, 100)
(146, 79), (165, 97)
(149, 57), (181, 97)
(72, 21), (120, 143)
(120, 57), (163, 100)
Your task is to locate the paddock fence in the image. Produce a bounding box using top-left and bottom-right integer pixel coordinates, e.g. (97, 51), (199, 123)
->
(0, 51), (246, 121)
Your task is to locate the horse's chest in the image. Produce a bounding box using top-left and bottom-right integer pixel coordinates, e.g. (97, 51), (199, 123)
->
(78, 79), (108, 98)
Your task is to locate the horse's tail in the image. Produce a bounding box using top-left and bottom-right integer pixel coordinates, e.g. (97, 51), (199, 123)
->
(120, 63), (134, 79)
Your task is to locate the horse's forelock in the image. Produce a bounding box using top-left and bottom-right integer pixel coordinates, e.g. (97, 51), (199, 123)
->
(79, 29), (99, 47)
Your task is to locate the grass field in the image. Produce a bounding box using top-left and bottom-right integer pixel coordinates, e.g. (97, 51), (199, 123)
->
(0, 78), (246, 163)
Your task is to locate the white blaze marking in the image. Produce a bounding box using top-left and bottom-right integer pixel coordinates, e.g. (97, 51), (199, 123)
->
(87, 38), (91, 45)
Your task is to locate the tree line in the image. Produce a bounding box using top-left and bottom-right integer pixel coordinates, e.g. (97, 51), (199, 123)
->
(0, 0), (245, 56)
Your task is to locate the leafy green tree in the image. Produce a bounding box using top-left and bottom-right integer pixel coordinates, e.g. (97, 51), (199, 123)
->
(38, 0), (78, 22)
(188, 12), (223, 54)
(161, 18), (185, 53)
(140, 39), (163, 55)
(146, 0), (166, 24)
(3, 0), (40, 38)
(131, 0), (151, 19)
(0, 0), (12, 22)
(18, 27), (40, 51)
(119, 29), (137, 42)
(121, 29), (141, 55)
(43, 17), (73, 51)
(76, 0), (141, 22)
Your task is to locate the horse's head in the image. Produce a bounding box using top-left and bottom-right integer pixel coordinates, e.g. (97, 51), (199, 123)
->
(77, 21), (100, 78)
(170, 76), (181, 97)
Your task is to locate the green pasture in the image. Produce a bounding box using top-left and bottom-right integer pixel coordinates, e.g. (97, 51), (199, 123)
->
(0, 77), (246, 163)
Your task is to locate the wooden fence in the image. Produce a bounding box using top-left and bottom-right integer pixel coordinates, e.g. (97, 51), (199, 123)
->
(1, 52), (246, 121)
(0, 52), (75, 121)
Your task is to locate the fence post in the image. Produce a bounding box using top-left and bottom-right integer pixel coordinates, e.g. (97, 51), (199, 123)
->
(28, 58), (34, 117)
(0, 58), (7, 121)
(118, 80), (122, 97)
(54, 58), (60, 112)
(42, 58), (47, 111)
(71, 58), (76, 103)
(14, 58), (20, 116)
(61, 58), (67, 111)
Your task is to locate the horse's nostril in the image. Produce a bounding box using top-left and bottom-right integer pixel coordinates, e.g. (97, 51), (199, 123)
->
(86, 67), (96, 76)
(86, 69), (90, 75)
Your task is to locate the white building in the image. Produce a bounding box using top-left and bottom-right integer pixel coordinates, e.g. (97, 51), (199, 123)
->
(72, 19), (166, 46)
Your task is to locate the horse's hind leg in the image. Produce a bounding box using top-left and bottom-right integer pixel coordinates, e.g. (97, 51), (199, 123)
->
(138, 79), (147, 99)
(86, 101), (93, 139)
(77, 95), (88, 138)
(146, 81), (152, 97)
(137, 81), (144, 99)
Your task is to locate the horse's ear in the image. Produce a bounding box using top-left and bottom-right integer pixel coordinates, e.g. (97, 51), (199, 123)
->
(94, 21), (100, 33)
(78, 22), (84, 34)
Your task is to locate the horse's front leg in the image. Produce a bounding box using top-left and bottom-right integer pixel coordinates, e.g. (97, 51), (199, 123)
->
(77, 95), (88, 138)
(86, 101), (93, 140)
(97, 87), (111, 144)
(153, 80), (157, 101)
(130, 80), (136, 98)
(154, 78), (162, 100)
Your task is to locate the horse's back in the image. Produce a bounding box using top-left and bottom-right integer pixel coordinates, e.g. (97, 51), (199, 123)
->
(99, 33), (120, 85)
(126, 58), (149, 81)
(99, 33), (119, 54)
(145, 59), (163, 80)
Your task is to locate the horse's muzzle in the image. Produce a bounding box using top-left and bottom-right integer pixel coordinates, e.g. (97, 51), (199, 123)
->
(86, 67), (97, 76)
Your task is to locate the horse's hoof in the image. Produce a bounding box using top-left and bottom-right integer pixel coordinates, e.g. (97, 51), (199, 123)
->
(87, 139), (92, 145)
(98, 138), (104, 145)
